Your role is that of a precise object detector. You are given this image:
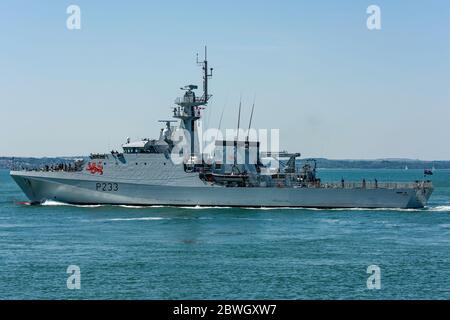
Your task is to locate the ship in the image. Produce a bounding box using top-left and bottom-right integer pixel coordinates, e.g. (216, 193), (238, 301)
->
(10, 50), (433, 209)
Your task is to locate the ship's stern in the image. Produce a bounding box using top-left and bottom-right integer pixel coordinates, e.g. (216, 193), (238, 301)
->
(406, 182), (434, 208)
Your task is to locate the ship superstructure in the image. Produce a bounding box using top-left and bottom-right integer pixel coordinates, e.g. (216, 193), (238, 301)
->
(10, 50), (433, 208)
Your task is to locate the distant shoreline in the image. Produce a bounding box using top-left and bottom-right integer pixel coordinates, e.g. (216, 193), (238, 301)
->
(1, 156), (449, 170)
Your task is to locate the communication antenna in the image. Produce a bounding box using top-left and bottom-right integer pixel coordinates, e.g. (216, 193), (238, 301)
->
(212, 105), (226, 160)
(246, 96), (256, 142)
(217, 105), (225, 132)
(236, 96), (242, 141)
(234, 97), (242, 167)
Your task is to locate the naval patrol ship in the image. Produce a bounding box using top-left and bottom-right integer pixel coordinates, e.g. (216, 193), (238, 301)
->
(10, 51), (433, 208)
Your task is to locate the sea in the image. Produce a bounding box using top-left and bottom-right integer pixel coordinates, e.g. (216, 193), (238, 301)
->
(0, 168), (449, 300)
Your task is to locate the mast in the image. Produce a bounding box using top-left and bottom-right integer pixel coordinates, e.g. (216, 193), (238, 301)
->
(197, 46), (213, 103)
(246, 98), (255, 142)
(173, 47), (213, 160)
(234, 99), (242, 167)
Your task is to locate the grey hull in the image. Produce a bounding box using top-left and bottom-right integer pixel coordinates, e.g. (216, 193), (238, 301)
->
(11, 171), (433, 209)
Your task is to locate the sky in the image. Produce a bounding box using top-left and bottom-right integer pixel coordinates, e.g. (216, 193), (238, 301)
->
(0, 0), (449, 160)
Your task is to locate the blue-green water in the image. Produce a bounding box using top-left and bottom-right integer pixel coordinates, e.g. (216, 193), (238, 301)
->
(0, 169), (449, 299)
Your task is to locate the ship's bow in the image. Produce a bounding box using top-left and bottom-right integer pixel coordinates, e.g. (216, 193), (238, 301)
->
(10, 171), (45, 204)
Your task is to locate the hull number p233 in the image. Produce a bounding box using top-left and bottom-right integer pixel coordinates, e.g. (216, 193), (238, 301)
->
(96, 182), (119, 192)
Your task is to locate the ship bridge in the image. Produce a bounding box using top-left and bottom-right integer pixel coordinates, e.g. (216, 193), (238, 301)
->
(122, 139), (169, 154)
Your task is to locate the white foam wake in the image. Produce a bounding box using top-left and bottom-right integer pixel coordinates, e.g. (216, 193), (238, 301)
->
(119, 205), (150, 209)
(178, 205), (233, 210)
(245, 207), (422, 212)
(427, 205), (450, 212)
(41, 200), (103, 208)
(36, 201), (450, 213)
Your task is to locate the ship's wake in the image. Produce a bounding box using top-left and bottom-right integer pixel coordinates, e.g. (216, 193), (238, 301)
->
(428, 205), (450, 212)
(21, 200), (450, 213)
(41, 200), (103, 208)
(244, 206), (424, 212)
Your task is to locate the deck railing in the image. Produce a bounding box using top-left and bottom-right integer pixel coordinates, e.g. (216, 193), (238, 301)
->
(318, 181), (433, 190)
(175, 96), (208, 105)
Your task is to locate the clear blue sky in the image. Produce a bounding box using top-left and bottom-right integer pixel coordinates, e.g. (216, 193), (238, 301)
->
(0, 0), (449, 159)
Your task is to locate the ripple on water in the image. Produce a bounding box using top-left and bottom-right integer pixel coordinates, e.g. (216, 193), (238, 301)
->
(106, 217), (168, 221)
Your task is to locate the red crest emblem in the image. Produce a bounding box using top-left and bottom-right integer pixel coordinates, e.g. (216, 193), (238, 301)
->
(86, 162), (104, 175)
